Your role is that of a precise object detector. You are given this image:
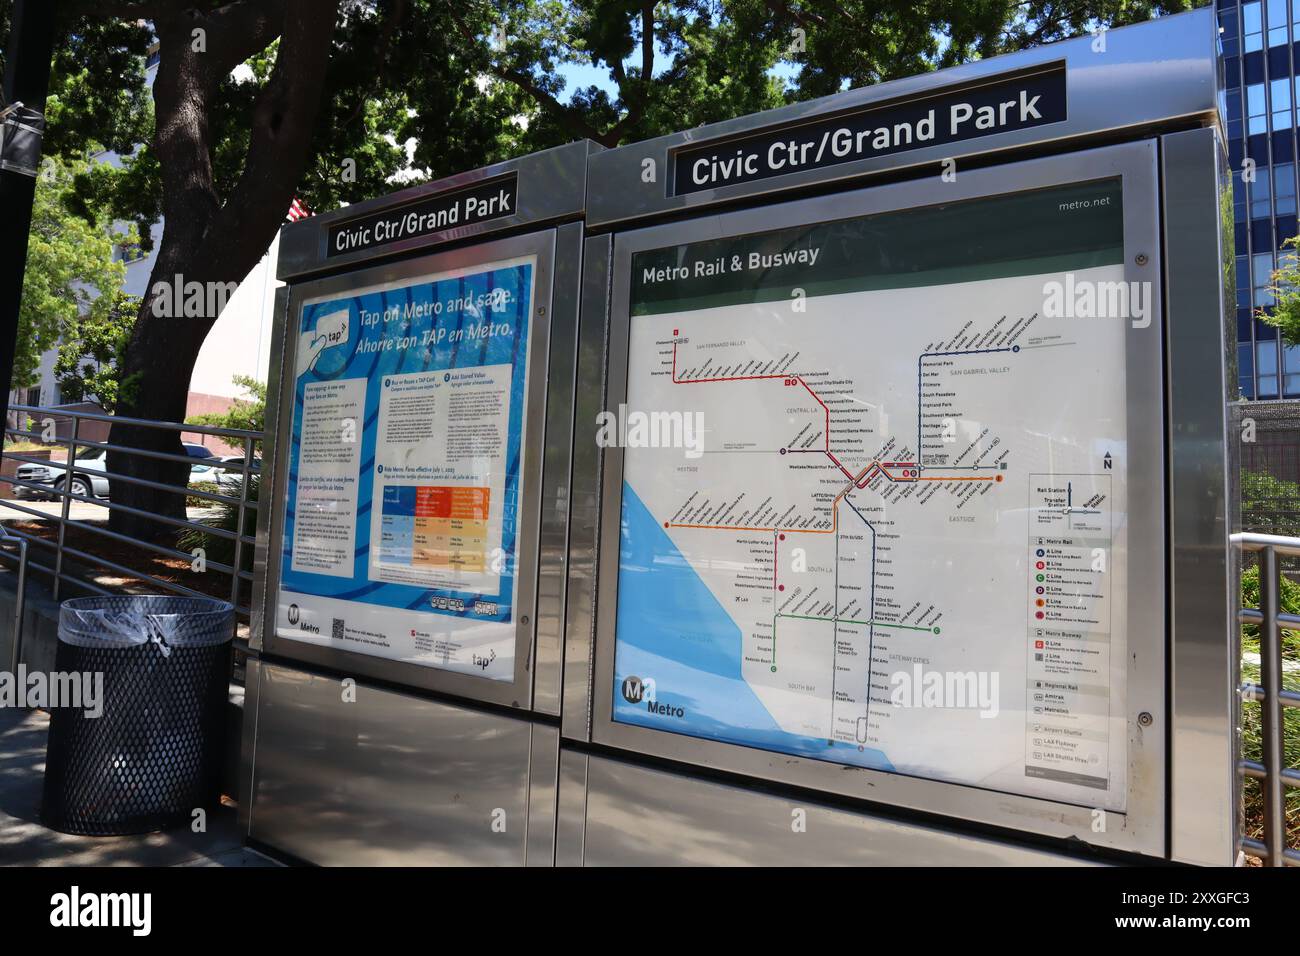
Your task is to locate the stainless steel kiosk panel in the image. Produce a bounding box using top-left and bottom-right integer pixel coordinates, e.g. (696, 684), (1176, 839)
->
(564, 9), (1235, 865)
(591, 141), (1165, 856)
(558, 751), (1100, 866)
(243, 141), (596, 864)
(266, 229), (555, 707)
(245, 658), (549, 866)
(583, 9), (1218, 230)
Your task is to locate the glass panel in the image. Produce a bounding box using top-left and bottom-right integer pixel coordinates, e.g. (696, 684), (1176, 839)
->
(1285, 343), (1300, 372)
(1227, 89), (1244, 124)
(1241, 341), (1257, 398)
(1245, 0), (1265, 49)
(1275, 163), (1297, 214)
(1255, 251), (1278, 305)
(1248, 83), (1268, 135)
(1272, 76), (1293, 129)
(612, 177), (1134, 807)
(1258, 337), (1279, 368)
(1252, 171), (1273, 216)
(1269, 0), (1289, 43)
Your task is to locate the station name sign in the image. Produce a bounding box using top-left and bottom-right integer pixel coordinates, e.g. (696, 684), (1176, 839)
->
(672, 65), (1066, 194)
(327, 173), (518, 257)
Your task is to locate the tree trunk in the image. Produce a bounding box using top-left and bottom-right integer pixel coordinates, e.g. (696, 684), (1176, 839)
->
(105, 1), (338, 540)
(107, 282), (214, 540)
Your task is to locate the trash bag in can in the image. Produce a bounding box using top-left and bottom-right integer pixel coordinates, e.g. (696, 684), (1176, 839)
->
(40, 595), (234, 835)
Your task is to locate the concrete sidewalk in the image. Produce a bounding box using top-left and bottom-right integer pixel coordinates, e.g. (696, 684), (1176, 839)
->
(0, 707), (274, 867)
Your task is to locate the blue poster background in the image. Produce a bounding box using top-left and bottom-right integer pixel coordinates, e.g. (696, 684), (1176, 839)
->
(280, 260), (534, 624)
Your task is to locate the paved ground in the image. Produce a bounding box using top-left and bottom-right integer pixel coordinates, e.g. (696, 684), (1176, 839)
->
(0, 708), (275, 867)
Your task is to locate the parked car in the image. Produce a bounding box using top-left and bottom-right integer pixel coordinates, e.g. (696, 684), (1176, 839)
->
(188, 454), (259, 494)
(213, 455), (261, 490)
(14, 442), (215, 500)
(13, 459), (60, 499)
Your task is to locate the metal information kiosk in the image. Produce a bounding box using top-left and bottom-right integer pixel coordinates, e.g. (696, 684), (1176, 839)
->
(242, 9), (1237, 867)
(241, 140), (597, 865)
(560, 8), (1237, 866)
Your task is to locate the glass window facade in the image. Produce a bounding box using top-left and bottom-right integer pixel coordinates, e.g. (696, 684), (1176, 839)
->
(1221, 0), (1300, 399)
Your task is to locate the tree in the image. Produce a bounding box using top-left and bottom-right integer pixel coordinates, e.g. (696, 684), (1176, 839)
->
(1263, 237), (1300, 347)
(12, 154), (132, 398)
(52, 290), (138, 412)
(448, 1), (1195, 152)
(52, 0), (523, 540)
(186, 374), (266, 434)
(10, 0), (1193, 540)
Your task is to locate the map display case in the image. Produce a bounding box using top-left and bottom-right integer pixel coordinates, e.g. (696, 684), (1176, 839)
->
(562, 8), (1237, 865)
(240, 141), (597, 865)
(592, 142), (1165, 850)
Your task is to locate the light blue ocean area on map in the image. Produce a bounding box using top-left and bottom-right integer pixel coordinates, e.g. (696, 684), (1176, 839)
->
(614, 483), (894, 772)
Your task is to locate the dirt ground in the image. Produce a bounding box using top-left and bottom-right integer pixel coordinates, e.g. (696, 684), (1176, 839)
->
(4, 518), (247, 608)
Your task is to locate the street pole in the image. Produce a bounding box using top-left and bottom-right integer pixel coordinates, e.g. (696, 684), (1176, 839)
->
(0, 0), (56, 438)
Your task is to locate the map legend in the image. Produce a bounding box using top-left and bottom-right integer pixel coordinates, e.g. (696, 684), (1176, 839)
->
(1024, 473), (1114, 791)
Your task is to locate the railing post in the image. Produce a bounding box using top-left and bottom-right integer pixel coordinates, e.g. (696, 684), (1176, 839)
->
(51, 414), (78, 604)
(229, 435), (252, 609)
(5, 532), (27, 673)
(1260, 544), (1286, 866)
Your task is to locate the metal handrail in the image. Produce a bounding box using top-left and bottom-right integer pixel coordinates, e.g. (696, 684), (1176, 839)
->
(0, 481), (254, 545)
(4, 431), (260, 472)
(0, 402), (262, 619)
(2, 448), (259, 510)
(1233, 531), (1300, 867)
(6, 402), (262, 440)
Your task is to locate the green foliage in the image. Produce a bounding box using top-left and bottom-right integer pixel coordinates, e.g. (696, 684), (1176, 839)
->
(450, 0), (1197, 150)
(1241, 470), (1300, 538)
(1262, 236), (1300, 347)
(7, 0), (1199, 530)
(23, 1), (1202, 233)
(185, 376), (267, 434)
(179, 474), (259, 572)
(1240, 562), (1300, 846)
(183, 480), (227, 511)
(53, 290), (138, 412)
(1241, 563), (1300, 640)
(15, 154), (133, 390)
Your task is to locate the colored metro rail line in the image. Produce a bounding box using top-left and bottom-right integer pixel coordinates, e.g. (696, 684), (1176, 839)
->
(655, 331), (1020, 741)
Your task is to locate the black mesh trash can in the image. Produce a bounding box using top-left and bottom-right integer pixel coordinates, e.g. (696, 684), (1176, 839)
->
(40, 595), (234, 835)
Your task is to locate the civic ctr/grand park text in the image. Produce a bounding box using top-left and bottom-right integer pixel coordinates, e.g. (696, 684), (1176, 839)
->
(686, 90), (1045, 188)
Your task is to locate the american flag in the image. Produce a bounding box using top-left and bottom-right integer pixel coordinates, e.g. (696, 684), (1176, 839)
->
(286, 196), (312, 222)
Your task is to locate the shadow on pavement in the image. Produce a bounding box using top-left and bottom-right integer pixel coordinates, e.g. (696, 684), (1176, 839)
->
(0, 707), (275, 866)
